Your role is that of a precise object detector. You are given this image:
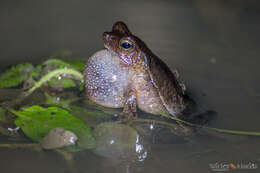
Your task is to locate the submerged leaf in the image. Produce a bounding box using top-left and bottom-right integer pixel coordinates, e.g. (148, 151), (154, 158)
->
(44, 93), (72, 109)
(66, 60), (86, 71)
(0, 63), (34, 88)
(47, 78), (76, 89)
(42, 59), (71, 68)
(42, 58), (85, 72)
(12, 105), (95, 150)
(40, 59), (84, 90)
(0, 53), (85, 92)
(0, 107), (6, 122)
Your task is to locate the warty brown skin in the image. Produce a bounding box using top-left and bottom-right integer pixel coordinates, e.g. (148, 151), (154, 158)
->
(85, 21), (189, 119)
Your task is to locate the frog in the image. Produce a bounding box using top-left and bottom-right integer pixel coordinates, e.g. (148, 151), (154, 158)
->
(85, 21), (195, 120)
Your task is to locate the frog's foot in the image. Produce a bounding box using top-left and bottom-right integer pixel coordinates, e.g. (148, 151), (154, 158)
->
(119, 94), (137, 121)
(119, 111), (137, 122)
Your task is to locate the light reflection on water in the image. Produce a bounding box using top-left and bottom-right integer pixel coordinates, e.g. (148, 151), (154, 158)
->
(0, 0), (260, 172)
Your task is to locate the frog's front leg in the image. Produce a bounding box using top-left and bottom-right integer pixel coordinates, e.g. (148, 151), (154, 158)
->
(120, 88), (137, 120)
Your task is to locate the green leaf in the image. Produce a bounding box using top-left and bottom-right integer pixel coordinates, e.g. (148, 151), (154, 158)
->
(39, 59), (84, 89)
(44, 50), (85, 71)
(47, 78), (76, 89)
(42, 59), (71, 68)
(42, 58), (85, 72)
(43, 93), (112, 126)
(0, 63), (34, 88)
(11, 105), (95, 150)
(66, 60), (86, 71)
(44, 93), (72, 109)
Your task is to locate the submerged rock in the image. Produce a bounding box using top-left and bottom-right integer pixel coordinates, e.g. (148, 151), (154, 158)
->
(93, 122), (147, 161)
(40, 127), (78, 149)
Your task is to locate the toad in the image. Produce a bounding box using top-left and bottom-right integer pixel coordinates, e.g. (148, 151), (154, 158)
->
(85, 22), (194, 120)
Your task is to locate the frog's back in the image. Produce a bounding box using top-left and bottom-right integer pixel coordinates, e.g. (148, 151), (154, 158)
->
(146, 52), (187, 116)
(132, 34), (187, 116)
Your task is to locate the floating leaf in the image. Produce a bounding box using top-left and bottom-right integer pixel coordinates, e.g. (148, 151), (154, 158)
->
(11, 105), (95, 151)
(43, 93), (112, 126)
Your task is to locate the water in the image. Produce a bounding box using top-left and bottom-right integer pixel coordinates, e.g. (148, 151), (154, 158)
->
(1, 0), (260, 172)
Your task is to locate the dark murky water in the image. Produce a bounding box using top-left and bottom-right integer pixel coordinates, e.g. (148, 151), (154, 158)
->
(1, 0), (260, 172)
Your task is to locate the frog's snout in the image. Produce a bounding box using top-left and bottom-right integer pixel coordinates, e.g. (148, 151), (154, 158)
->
(103, 32), (111, 48)
(103, 32), (110, 41)
(103, 32), (118, 49)
(103, 32), (118, 42)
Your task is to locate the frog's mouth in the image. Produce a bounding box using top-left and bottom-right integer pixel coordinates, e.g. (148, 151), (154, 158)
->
(103, 44), (110, 50)
(104, 44), (113, 53)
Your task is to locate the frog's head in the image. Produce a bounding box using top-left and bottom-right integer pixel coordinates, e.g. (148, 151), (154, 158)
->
(103, 21), (148, 65)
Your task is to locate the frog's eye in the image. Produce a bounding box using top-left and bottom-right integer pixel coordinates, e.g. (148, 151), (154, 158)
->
(119, 39), (134, 51)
